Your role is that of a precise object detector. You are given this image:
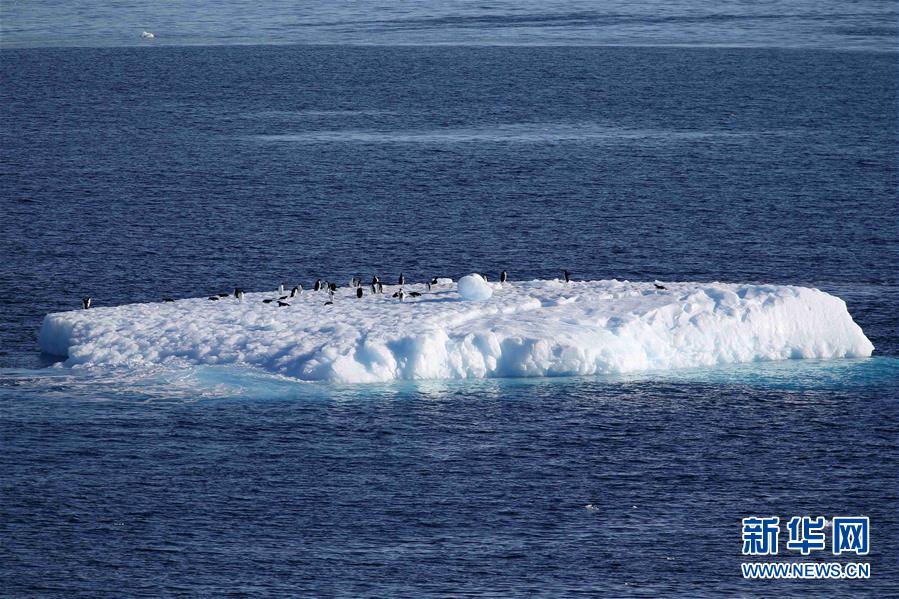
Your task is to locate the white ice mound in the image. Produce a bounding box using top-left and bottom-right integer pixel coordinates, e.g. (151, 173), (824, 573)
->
(458, 274), (494, 301)
(38, 280), (874, 384)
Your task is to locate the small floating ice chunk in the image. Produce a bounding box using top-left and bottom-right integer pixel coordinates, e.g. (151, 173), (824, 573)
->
(458, 274), (493, 301)
(141, 31), (155, 39)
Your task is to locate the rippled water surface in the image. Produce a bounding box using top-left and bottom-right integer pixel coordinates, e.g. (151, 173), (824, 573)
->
(1, 11), (898, 597)
(2, 0), (897, 50)
(2, 359), (898, 596)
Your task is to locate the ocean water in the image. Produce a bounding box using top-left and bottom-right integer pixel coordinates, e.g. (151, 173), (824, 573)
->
(1, 0), (897, 50)
(2, 4), (899, 597)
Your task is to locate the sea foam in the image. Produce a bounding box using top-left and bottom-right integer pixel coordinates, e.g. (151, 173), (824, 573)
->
(39, 279), (874, 383)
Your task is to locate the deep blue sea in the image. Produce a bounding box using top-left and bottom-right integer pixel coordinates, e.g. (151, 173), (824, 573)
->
(2, 2), (898, 596)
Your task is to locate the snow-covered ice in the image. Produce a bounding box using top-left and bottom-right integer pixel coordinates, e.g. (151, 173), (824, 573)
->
(458, 274), (494, 301)
(39, 279), (874, 383)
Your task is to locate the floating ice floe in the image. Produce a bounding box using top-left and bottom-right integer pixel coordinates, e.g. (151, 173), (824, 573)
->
(141, 31), (155, 39)
(39, 279), (874, 383)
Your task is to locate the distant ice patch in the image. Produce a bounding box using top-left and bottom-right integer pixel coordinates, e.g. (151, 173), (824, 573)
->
(251, 123), (765, 145)
(39, 279), (874, 384)
(140, 31), (155, 39)
(247, 110), (398, 119)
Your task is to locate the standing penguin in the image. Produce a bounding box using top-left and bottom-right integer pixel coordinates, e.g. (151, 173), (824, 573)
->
(398, 273), (405, 286)
(356, 287), (364, 299)
(397, 288), (406, 302)
(235, 288), (245, 302)
(314, 279), (322, 292)
(563, 270), (572, 283)
(278, 284), (284, 295)
(370, 275), (379, 294)
(290, 285), (301, 298)
(500, 270), (508, 283)
(82, 297), (91, 309)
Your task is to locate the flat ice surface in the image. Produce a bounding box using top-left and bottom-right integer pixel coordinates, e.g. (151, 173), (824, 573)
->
(39, 279), (874, 383)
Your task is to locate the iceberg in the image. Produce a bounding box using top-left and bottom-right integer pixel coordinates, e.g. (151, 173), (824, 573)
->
(38, 279), (874, 384)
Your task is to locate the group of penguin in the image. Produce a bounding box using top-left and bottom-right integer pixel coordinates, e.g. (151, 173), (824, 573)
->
(244, 273), (434, 308)
(76, 269), (640, 310)
(206, 270), (516, 309)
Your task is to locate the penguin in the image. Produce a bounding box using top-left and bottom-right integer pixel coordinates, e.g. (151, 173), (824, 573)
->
(324, 300), (333, 306)
(329, 282), (337, 293)
(163, 298), (174, 303)
(409, 291), (422, 297)
(278, 284), (284, 295)
(277, 300), (290, 307)
(563, 270), (572, 283)
(262, 298), (274, 304)
(397, 288), (406, 302)
(654, 283), (667, 290)
(500, 270), (508, 283)
(82, 297), (92, 309)
(398, 273), (405, 286)
(208, 296), (220, 301)
(356, 287), (364, 299)
(314, 279), (322, 292)
(371, 275), (380, 294)
(290, 285), (301, 298)
(235, 288), (244, 302)
(217, 293), (230, 298)
(328, 288), (335, 302)
(481, 273), (489, 282)
(279, 295), (288, 300)
(377, 282), (383, 294)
